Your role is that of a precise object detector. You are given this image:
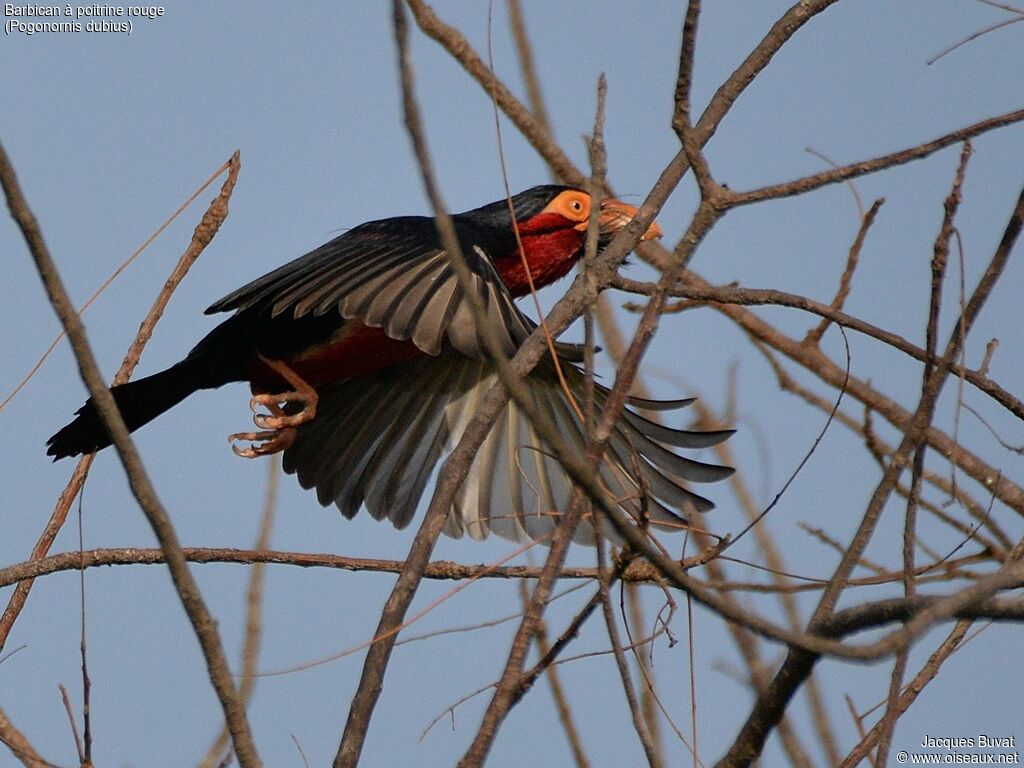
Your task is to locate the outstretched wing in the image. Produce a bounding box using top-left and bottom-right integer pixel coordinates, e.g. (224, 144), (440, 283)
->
(282, 351), (734, 545)
(206, 217), (536, 358)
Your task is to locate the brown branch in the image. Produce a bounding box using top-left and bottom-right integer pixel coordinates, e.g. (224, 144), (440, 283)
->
(839, 619), (975, 767)
(0, 705), (51, 768)
(617, 278), (1024, 423)
(594, 536), (663, 767)
(877, 143), (971, 764)
(726, 109), (1024, 206)
(0, 153), (241, 654)
(0, 547), (652, 588)
(516, 581), (590, 768)
(804, 197), (883, 346)
(1, 545), (997, 597)
(0, 140), (260, 766)
(199, 458), (279, 768)
(504, 0), (554, 141)
(671, 0), (701, 141)
(406, 0), (582, 186)
(717, 175), (1024, 768)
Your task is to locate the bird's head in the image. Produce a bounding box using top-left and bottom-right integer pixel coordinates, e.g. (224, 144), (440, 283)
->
(457, 185), (662, 297)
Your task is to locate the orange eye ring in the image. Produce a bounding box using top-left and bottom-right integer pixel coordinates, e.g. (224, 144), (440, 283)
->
(542, 190), (591, 224)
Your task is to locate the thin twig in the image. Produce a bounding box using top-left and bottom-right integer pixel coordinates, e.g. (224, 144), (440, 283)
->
(617, 277), (1024, 422)
(0, 704), (52, 768)
(0, 140), (260, 766)
(0, 157), (233, 414)
(876, 141), (971, 764)
(199, 457), (280, 768)
(726, 111), (1024, 206)
(594, 532), (662, 767)
(718, 180), (1024, 765)
(805, 198), (883, 346)
(806, 147), (866, 218)
(58, 684), (84, 767)
(0, 152), (241, 654)
(75, 494), (92, 766)
(927, 11), (1024, 65)
(516, 580), (590, 768)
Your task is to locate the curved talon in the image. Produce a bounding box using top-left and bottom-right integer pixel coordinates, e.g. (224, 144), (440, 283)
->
(229, 428), (296, 458)
(252, 407), (314, 431)
(247, 389), (318, 431)
(231, 358), (316, 459)
(253, 412), (278, 430)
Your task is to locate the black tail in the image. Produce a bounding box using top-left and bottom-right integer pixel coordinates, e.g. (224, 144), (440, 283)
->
(47, 359), (221, 459)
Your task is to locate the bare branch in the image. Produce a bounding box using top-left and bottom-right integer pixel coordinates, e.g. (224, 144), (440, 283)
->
(804, 197), (883, 346)
(0, 152), (241, 654)
(199, 457), (279, 768)
(0, 705), (52, 768)
(0, 140), (261, 767)
(727, 110), (1024, 206)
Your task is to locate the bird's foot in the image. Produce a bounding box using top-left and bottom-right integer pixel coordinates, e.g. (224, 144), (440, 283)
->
(248, 356), (319, 430)
(249, 390), (318, 430)
(229, 357), (317, 457)
(229, 428), (297, 458)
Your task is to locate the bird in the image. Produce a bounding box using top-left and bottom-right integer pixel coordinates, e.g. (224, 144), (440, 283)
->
(47, 185), (734, 544)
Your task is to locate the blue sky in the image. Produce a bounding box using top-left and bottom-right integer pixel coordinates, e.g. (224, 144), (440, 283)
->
(3, 2), (1022, 765)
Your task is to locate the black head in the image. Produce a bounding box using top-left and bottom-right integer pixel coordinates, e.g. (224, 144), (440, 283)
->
(454, 185), (582, 230)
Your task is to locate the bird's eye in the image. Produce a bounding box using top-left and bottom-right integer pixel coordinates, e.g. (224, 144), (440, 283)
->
(542, 190), (591, 222)
(562, 194), (589, 219)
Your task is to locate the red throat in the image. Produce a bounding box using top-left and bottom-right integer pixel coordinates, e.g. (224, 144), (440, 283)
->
(494, 225), (585, 298)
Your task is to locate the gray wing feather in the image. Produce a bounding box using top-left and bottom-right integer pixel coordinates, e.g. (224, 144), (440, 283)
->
(207, 225), (533, 360)
(283, 349), (734, 545)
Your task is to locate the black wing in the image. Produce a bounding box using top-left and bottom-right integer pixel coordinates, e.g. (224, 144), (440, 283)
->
(206, 217), (537, 358)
